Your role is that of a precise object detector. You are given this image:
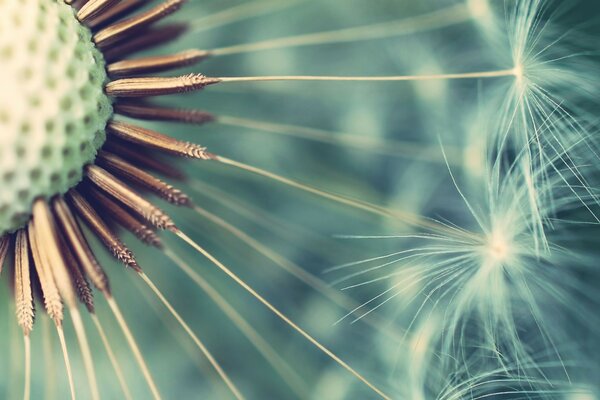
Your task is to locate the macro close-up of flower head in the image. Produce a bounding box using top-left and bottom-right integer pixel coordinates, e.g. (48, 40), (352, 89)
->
(1, 0), (599, 399)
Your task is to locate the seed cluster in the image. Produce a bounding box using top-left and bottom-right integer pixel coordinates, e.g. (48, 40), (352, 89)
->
(0, 0), (112, 234)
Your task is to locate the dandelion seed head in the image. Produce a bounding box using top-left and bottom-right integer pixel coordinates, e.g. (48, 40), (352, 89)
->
(483, 226), (514, 264)
(0, 0), (111, 235)
(482, 0), (600, 215)
(339, 156), (594, 378)
(512, 61), (526, 90)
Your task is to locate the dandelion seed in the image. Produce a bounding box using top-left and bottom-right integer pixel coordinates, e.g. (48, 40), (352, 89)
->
(0, 0), (416, 397)
(338, 148), (600, 393)
(477, 0), (600, 219)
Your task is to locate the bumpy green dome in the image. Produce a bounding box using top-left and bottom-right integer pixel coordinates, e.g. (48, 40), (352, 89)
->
(0, 0), (112, 234)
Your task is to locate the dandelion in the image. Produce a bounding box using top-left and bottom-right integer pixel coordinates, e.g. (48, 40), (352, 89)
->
(341, 159), (583, 331)
(387, 310), (590, 400)
(1, 0), (598, 399)
(329, 0), (600, 397)
(333, 154), (600, 398)
(478, 0), (600, 221)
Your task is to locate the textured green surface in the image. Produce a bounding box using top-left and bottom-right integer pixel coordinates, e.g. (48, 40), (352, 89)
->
(0, 0), (111, 234)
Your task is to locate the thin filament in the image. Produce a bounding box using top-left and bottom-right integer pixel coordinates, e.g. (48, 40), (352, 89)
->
(189, 178), (369, 257)
(42, 317), (57, 400)
(213, 155), (462, 236)
(209, 3), (471, 56)
(216, 69), (517, 83)
(189, 205), (406, 343)
(217, 115), (462, 163)
(139, 272), (245, 400)
(164, 247), (308, 398)
(174, 230), (391, 400)
(23, 335), (30, 400)
(91, 314), (133, 400)
(8, 299), (20, 399)
(70, 308), (100, 400)
(106, 295), (162, 400)
(56, 325), (76, 400)
(190, 0), (301, 34)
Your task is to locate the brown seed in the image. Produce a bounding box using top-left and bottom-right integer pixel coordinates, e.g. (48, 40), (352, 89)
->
(102, 23), (189, 62)
(108, 50), (211, 77)
(94, 0), (187, 48)
(28, 220), (64, 325)
(114, 101), (215, 125)
(107, 121), (214, 160)
(31, 199), (77, 309)
(85, 185), (163, 248)
(0, 235), (9, 275)
(103, 139), (186, 180)
(57, 229), (95, 314)
(97, 151), (192, 206)
(78, 0), (121, 22)
(14, 229), (34, 336)
(85, 165), (177, 231)
(53, 197), (111, 295)
(105, 74), (221, 97)
(87, 0), (147, 29)
(67, 190), (140, 271)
